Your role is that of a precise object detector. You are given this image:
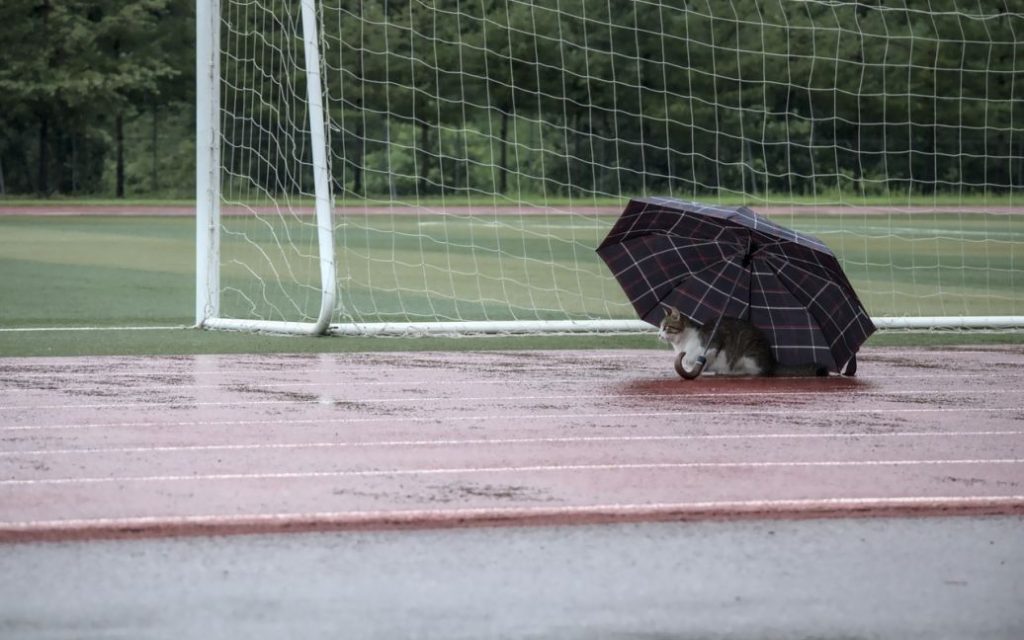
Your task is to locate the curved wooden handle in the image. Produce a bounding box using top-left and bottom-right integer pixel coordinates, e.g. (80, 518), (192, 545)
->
(674, 351), (705, 380)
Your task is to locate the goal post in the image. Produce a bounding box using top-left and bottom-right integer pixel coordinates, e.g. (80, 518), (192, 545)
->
(197, 1), (1024, 336)
(194, 0), (218, 328)
(196, 0), (336, 335)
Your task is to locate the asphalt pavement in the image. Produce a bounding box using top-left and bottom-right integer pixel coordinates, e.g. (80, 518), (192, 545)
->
(1, 515), (1021, 639)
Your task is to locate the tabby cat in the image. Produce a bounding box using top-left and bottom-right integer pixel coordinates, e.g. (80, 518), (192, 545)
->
(658, 306), (827, 377)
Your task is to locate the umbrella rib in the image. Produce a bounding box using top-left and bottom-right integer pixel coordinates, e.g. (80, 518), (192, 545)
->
(612, 237), (744, 279)
(756, 255), (862, 354)
(760, 253), (856, 299)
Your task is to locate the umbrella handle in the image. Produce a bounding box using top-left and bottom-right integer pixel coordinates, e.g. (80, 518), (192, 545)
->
(674, 352), (706, 380)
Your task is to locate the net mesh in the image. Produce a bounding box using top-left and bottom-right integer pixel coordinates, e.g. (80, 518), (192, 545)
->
(214, 0), (1024, 329)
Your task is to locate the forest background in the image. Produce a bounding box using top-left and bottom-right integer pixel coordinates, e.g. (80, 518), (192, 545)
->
(1, 0), (1022, 200)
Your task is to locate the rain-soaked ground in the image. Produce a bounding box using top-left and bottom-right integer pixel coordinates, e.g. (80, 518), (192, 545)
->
(1, 346), (1021, 540)
(1, 346), (1023, 639)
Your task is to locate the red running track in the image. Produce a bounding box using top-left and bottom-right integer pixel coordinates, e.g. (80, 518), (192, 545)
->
(1, 346), (1022, 541)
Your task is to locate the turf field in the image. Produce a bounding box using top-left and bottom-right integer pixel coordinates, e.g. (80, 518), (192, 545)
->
(0, 206), (1021, 357)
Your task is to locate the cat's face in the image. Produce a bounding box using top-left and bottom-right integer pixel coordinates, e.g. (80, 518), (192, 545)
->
(658, 306), (692, 344)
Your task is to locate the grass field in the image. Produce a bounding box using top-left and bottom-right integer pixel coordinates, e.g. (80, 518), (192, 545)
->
(1, 209), (1021, 357)
(329, 211), (1023, 322)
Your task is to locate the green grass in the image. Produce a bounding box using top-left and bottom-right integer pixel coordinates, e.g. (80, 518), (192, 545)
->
(0, 217), (194, 329)
(239, 211), (1021, 322)
(0, 211), (1021, 357)
(2, 326), (1021, 359)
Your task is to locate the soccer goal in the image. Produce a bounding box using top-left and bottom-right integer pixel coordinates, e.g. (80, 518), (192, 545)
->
(196, 0), (1024, 336)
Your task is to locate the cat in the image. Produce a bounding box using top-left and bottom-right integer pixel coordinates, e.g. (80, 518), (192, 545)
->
(658, 306), (828, 377)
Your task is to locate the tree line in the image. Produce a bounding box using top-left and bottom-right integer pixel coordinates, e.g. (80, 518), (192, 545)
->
(0, 0), (194, 197)
(3, 1), (1023, 199)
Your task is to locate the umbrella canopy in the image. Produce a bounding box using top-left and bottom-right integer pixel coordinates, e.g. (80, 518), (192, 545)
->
(596, 196), (876, 373)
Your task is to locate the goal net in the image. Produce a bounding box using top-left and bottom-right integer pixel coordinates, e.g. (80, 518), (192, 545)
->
(197, 0), (1024, 335)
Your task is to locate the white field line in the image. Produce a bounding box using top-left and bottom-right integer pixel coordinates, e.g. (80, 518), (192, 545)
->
(3, 430), (1021, 457)
(2, 204), (1021, 216)
(1, 388), (1020, 411)
(0, 326), (189, 332)
(2, 458), (1022, 487)
(3, 405), (1023, 433)
(860, 225), (1024, 239)
(4, 495), (1024, 533)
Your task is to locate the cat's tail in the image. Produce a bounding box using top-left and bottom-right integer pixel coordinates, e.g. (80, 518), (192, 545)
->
(771, 363), (829, 377)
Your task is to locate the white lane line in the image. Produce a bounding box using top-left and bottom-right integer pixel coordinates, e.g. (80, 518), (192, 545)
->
(0, 378), (526, 392)
(1, 388), (1019, 411)
(3, 405), (1023, 432)
(3, 458), (1022, 486)
(4, 495), (1023, 534)
(3, 430), (1022, 457)
(0, 356), (660, 376)
(1, 367), (1021, 382)
(0, 356), (1020, 379)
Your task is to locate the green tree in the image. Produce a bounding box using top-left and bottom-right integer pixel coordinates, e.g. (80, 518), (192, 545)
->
(88, 0), (183, 197)
(0, 0), (190, 197)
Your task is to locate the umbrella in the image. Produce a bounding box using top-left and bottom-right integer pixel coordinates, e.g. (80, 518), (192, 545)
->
(596, 196), (875, 376)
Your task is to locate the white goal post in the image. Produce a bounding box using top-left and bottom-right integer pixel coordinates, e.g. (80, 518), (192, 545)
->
(196, 0), (336, 335)
(196, 0), (1024, 336)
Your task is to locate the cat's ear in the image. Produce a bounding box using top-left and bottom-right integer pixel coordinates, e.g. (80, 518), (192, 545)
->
(661, 303), (681, 317)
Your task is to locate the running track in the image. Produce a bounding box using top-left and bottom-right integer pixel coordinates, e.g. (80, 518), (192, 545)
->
(1, 346), (1022, 542)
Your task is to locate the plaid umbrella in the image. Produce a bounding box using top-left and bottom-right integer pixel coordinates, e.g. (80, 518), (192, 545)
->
(596, 197), (876, 374)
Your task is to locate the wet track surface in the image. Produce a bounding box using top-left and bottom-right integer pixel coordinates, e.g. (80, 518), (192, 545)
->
(1, 346), (1022, 541)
